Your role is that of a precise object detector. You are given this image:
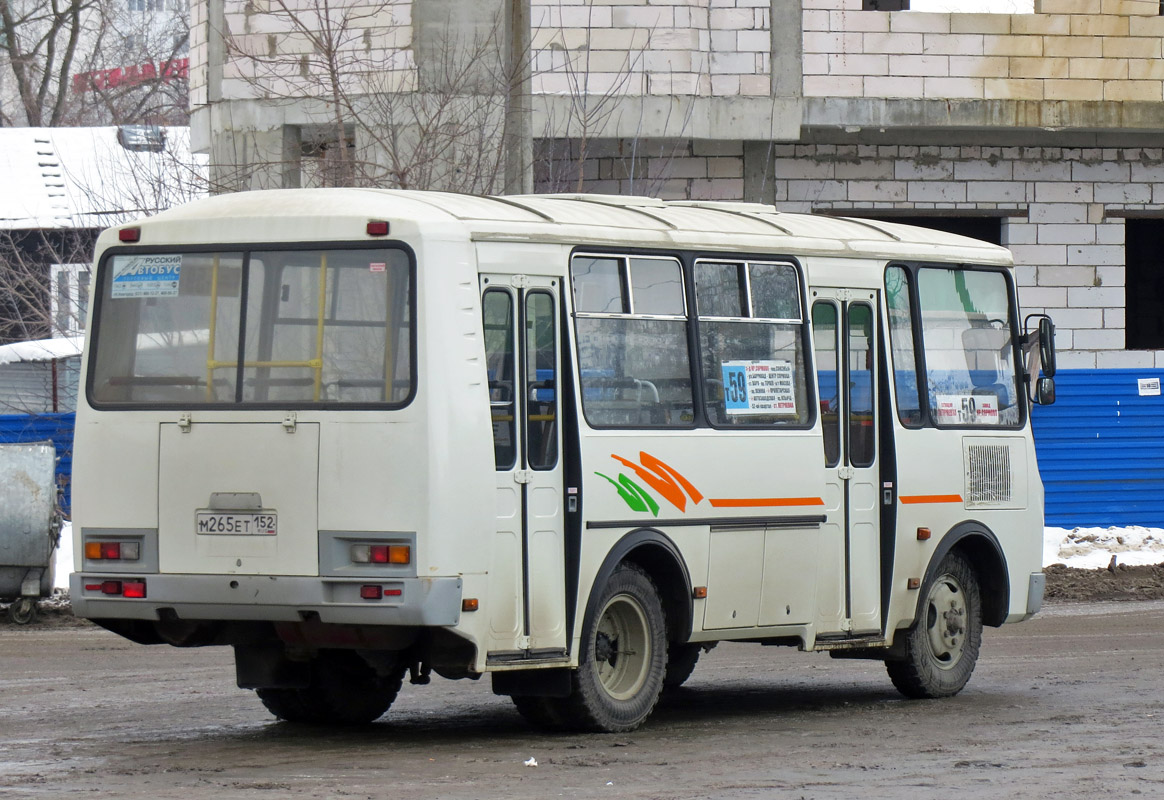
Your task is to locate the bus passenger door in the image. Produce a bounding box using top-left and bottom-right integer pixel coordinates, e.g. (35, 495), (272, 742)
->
(811, 289), (881, 636)
(481, 275), (567, 658)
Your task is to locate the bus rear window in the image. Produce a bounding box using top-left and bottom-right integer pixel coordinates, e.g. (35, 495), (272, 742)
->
(88, 247), (413, 407)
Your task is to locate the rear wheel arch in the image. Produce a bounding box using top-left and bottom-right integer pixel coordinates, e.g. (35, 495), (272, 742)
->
(585, 528), (693, 647)
(926, 521), (1010, 628)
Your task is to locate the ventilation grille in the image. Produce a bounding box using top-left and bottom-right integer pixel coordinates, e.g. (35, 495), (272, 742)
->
(965, 443), (1013, 507)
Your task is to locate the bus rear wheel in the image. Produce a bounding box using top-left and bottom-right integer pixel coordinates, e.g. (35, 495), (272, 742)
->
(663, 642), (702, 690)
(555, 563), (667, 733)
(886, 551), (982, 699)
(510, 695), (566, 730)
(257, 650), (405, 725)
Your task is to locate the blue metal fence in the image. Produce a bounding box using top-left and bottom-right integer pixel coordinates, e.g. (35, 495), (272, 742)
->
(1031, 369), (1164, 528)
(0, 413), (75, 516)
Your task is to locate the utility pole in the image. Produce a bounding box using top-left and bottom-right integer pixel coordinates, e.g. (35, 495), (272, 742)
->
(503, 0), (532, 195)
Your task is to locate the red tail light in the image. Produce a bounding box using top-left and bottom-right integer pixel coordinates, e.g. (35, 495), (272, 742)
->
(91, 579), (146, 598)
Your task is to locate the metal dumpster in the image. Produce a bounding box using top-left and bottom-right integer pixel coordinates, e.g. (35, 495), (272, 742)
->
(0, 442), (61, 624)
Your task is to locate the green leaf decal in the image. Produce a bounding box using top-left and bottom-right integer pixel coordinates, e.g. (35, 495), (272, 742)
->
(595, 472), (660, 517)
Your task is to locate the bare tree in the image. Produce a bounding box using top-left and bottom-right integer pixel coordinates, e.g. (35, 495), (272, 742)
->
(531, 13), (701, 198)
(0, 126), (206, 343)
(0, 0), (94, 126)
(0, 229), (96, 344)
(73, 2), (191, 126)
(0, 0), (190, 127)
(218, 0), (522, 193)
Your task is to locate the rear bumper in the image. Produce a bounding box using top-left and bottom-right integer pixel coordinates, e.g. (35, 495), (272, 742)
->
(70, 572), (463, 627)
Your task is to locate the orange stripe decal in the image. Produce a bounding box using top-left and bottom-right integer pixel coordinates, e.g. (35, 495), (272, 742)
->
(900, 494), (964, 505)
(708, 497), (826, 508)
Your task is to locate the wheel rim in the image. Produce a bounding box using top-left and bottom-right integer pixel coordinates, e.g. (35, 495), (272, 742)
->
(10, 598), (35, 625)
(593, 592), (651, 700)
(924, 573), (967, 671)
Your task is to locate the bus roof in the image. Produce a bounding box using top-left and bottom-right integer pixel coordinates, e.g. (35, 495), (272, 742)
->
(107, 188), (1014, 266)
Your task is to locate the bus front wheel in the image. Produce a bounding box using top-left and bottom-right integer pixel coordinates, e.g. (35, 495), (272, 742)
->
(557, 563), (667, 732)
(886, 551), (982, 699)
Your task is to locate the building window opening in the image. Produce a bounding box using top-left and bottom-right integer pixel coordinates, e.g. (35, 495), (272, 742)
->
(1126, 219), (1164, 350)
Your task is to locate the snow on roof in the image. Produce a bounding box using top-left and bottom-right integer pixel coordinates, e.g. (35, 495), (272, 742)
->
(0, 127), (206, 230)
(0, 336), (84, 365)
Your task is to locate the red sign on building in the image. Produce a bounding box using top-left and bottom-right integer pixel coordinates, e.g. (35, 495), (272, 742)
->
(72, 58), (189, 94)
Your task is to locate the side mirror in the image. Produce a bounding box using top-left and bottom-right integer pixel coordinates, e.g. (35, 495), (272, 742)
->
(1038, 317), (1056, 378)
(1034, 376), (1055, 406)
(1024, 314), (1057, 406)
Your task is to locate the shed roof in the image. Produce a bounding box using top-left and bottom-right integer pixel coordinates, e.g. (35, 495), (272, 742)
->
(0, 127), (204, 230)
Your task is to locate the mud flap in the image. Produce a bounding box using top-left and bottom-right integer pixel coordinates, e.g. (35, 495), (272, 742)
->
(492, 667), (572, 698)
(234, 644), (311, 690)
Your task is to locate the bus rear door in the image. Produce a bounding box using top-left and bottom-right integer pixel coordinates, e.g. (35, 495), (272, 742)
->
(481, 275), (567, 658)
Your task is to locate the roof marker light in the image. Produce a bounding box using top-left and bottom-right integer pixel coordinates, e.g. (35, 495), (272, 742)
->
(366, 220), (389, 236)
(119, 227), (141, 242)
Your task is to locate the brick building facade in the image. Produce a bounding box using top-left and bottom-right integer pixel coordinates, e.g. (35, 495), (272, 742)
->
(189, 0), (1164, 369)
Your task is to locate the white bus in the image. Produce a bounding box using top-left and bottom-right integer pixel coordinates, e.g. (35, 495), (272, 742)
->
(71, 190), (1056, 732)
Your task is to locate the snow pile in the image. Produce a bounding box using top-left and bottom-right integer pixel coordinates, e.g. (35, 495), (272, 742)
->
(1043, 526), (1164, 570)
(0, 335), (84, 365)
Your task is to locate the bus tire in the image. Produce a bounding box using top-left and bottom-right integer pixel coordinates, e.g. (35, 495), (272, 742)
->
(886, 551), (982, 699)
(663, 642), (701, 690)
(558, 563), (667, 732)
(257, 650), (405, 725)
(510, 695), (566, 730)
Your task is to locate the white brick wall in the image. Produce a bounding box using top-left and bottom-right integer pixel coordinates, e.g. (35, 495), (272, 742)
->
(554, 141), (1164, 362)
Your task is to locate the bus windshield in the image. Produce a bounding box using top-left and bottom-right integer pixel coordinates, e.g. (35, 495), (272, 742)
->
(88, 246), (413, 407)
(917, 267), (1020, 427)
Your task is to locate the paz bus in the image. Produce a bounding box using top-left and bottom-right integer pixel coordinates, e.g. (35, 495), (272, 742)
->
(71, 190), (1056, 733)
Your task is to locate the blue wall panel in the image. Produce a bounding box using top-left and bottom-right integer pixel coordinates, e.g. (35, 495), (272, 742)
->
(1031, 369), (1164, 528)
(0, 413), (74, 516)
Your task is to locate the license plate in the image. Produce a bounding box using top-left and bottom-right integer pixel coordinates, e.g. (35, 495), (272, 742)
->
(196, 511), (277, 536)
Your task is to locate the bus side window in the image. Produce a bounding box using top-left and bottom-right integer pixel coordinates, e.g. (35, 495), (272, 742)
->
(848, 303), (875, 468)
(525, 291), (557, 470)
(812, 301), (840, 467)
(696, 260), (808, 428)
(483, 289), (517, 469)
(572, 255), (693, 428)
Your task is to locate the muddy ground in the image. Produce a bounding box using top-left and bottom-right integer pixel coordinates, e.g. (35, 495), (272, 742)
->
(1, 601), (1162, 799)
(1044, 561), (1164, 602)
(1, 572), (1164, 799)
